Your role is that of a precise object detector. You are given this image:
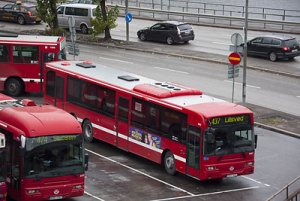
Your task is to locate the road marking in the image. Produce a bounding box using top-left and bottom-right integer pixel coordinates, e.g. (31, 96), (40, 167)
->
(150, 186), (260, 201)
(242, 176), (270, 187)
(85, 191), (105, 201)
(224, 80), (261, 89)
(212, 41), (231, 46)
(297, 96), (300, 98)
(85, 148), (195, 196)
(98, 56), (133, 64)
(154, 67), (189, 74)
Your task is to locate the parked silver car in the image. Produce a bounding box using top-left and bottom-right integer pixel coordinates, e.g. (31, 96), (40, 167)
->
(57, 3), (97, 34)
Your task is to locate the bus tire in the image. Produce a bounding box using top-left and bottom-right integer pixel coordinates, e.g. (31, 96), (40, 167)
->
(82, 120), (94, 142)
(163, 151), (176, 175)
(5, 78), (24, 97)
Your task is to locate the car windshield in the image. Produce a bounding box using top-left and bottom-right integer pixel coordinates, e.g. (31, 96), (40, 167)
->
(284, 39), (299, 47)
(204, 125), (254, 156)
(178, 24), (192, 30)
(23, 134), (84, 179)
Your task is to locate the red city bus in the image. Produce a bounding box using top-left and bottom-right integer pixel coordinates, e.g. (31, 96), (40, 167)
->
(0, 133), (7, 201)
(0, 34), (67, 96)
(44, 60), (257, 181)
(0, 93), (87, 201)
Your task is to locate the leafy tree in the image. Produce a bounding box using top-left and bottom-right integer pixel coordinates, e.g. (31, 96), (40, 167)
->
(36, 0), (58, 29)
(91, 0), (119, 39)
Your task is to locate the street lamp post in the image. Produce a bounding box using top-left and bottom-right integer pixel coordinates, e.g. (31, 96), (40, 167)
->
(242, 0), (248, 103)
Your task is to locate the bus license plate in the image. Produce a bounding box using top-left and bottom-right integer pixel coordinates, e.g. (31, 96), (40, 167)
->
(49, 196), (63, 200)
(226, 174), (237, 178)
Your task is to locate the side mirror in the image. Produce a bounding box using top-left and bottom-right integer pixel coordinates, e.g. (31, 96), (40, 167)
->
(254, 135), (258, 149)
(84, 153), (89, 171)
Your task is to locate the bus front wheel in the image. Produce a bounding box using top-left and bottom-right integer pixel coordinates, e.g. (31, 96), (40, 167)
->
(164, 151), (176, 175)
(82, 120), (94, 142)
(5, 78), (23, 97)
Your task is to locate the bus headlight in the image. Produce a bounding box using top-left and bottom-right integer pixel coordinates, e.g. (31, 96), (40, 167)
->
(207, 166), (216, 171)
(27, 189), (39, 194)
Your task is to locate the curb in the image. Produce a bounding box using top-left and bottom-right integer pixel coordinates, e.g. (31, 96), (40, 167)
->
(255, 122), (300, 139)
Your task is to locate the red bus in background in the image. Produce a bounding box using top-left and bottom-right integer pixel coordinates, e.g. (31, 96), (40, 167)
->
(0, 34), (66, 96)
(0, 93), (88, 201)
(0, 133), (7, 201)
(44, 60), (257, 181)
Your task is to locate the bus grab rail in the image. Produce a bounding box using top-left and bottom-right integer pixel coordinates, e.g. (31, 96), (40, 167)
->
(266, 175), (300, 201)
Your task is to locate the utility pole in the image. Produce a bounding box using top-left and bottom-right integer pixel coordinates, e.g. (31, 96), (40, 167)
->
(242, 0), (249, 103)
(125, 0), (129, 42)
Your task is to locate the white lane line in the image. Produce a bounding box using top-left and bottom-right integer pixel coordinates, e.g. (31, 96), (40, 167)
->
(98, 56), (133, 64)
(150, 186), (260, 201)
(154, 67), (189, 74)
(224, 80), (261, 89)
(212, 41), (231, 46)
(242, 176), (271, 187)
(297, 96), (300, 98)
(85, 148), (194, 196)
(85, 191), (105, 201)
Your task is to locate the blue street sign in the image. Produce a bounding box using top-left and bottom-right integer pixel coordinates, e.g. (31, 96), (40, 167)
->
(125, 12), (133, 23)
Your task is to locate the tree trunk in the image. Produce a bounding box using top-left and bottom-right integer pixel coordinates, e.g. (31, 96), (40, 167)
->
(50, 1), (58, 29)
(100, 0), (111, 39)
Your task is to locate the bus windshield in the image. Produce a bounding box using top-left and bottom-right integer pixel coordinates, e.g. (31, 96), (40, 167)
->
(0, 150), (5, 181)
(23, 134), (84, 179)
(204, 125), (254, 156)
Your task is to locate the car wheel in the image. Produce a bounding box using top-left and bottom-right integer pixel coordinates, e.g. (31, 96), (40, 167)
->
(82, 119), (94, 142)
(5, 78), (24, 97)
(163, 151), (176, 175)
(80, 24), (88, 34)
(269, 52), (277, 62)
(139, 33), (146, 41)
(166, 36), (174, 45)
(17, 16), (25, 25)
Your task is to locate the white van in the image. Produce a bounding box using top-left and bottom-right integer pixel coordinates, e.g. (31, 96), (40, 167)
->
(57, 4), (97, 34)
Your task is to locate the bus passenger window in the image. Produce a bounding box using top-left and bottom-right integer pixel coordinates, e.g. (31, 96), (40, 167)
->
(0, 45), (9, 63)
(44, 53), (55, 62)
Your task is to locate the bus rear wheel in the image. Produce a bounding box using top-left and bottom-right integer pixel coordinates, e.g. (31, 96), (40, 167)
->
(164, 151), (176, 175)
(5, 78), (23, 97)
(82, 120), (94, 142)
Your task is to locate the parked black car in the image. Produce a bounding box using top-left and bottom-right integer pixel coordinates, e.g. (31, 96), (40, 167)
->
(137, 21), (194, 45)
(244, 35), (300, 61)
(0, 1), (41, 25)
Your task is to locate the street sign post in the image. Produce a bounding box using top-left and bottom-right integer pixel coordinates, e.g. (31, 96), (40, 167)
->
(68, 16), (79, 58)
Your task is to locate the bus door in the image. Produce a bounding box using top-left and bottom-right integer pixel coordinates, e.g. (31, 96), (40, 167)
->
(42, 52), (56, 93)
(186, 126), (201, 177)
(115, 94), (130, 151)
(54, 76), (65, 109)
(7, 140), (21, 201)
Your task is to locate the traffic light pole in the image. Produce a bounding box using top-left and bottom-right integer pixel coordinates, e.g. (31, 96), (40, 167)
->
(242, 0), (248, 103)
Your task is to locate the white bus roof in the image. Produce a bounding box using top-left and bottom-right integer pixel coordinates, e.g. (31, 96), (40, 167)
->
(0, 35), (63, 43)
(46, 61), (226, 106)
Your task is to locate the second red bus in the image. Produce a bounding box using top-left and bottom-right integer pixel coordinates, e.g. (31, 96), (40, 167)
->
(0, 133), (7, 201)
(44, 60), (257, 181)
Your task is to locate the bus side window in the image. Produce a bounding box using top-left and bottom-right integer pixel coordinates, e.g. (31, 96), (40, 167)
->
(160, 108), (187, 143)
(131, 98), (146, 129)
(46, 71), (55, 97)
(0, 45), (9, 63)
(44, 53), (55, 62)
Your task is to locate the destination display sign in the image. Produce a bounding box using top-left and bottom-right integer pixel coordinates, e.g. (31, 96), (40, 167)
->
(210, 115), (250, 126)
(26, 135), (81, 151)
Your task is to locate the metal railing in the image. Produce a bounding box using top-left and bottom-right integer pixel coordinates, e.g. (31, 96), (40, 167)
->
(112, 4), (300, 33)
(266, 176), (300, 201)
(108, 0), (300, 33)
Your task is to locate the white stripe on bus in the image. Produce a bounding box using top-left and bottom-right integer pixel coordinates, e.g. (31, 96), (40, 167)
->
(77, 117), (186, 164)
